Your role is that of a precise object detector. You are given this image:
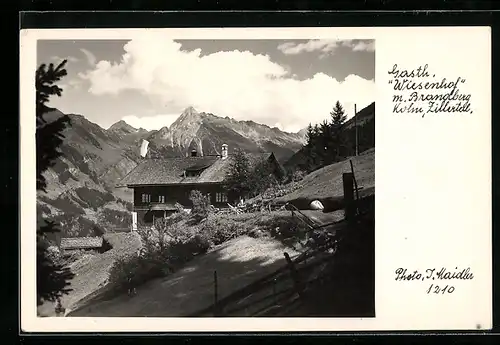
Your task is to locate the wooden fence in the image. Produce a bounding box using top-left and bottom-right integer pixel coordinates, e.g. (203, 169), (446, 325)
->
(192, 231), (345, 317)
(190, 160), (369, 317)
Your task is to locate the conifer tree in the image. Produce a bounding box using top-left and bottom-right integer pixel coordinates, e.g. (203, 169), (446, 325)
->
(36, 60), (72, 191)
(36, 59), (74, 306)
(299, 101), (350, 172)
(330, 101), (347, 131)
(328, 101), (347, 161)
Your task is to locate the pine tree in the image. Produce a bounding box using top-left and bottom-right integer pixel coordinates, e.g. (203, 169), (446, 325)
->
(330, 101), (347, 131)
(305, 123), (314, 146)
(296, 101), (351, 173)
(328, 101), (347, 161)
(319, 119), (331, 165)
(36, 60), (71, 192)
(37, 221), (75, 305)
(36, 59), (75, 306)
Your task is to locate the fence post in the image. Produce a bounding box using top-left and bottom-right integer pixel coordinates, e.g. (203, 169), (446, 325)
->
(214, 270), (219, 316)
(273, 278), (277, 304)
(284, 252), (305, 299)
(343, 173), (355, 222)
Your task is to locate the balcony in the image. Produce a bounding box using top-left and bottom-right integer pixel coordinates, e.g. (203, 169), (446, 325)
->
(134, 201), (180, 212)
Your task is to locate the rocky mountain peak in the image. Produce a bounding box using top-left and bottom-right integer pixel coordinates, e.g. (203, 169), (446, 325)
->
(108, 120), (138, 133)
(171, 106), (203, 129)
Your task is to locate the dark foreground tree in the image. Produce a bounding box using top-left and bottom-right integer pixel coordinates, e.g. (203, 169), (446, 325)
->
(37, 221), (75, 305)
(36, 60), (71, 191)
(36, 59), (74, 306)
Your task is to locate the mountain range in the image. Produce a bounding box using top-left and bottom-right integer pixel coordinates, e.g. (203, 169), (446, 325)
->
(37, 106), (308, 239)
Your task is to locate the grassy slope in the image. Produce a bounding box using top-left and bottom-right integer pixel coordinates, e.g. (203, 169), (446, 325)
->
(276, 148), (374, 209)
(37, 232), (141, 317)
(66, 207), (343, 317)
(68, 235), (300, 317)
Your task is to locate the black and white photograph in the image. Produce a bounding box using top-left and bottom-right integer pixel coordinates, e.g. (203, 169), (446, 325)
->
(34, 36), (375, 318)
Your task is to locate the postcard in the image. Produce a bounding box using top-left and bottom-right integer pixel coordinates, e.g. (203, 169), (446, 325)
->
(20, 26), (491, 332)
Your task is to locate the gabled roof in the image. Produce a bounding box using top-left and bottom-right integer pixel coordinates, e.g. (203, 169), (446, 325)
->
(60, 237), (104, 250)
(119, 152), (274, 187)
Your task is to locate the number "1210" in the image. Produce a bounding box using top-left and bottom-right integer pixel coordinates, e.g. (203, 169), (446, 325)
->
(427, 284), (455, 294)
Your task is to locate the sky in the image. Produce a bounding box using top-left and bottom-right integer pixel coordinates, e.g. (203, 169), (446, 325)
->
(37, 36), (375, 133)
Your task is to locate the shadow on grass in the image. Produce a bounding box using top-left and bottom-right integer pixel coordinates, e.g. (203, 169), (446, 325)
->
(68, 237), (295, 317)
(68, 196), (374, 318)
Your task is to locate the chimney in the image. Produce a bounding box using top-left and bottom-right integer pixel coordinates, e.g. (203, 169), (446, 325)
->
(191, 149), (197, 157)
(221, 144), (228, 159)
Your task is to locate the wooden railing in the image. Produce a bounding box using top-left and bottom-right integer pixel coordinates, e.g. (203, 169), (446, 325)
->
(190, 231), (345, 317)
(189, 159), (370, 317)
(284, 202), (317, 229)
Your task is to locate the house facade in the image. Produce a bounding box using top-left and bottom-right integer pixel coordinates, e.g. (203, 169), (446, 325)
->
(119, 144), (284, 229)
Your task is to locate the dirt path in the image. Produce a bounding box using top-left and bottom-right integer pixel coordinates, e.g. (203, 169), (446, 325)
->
(68, 236), (300, 317)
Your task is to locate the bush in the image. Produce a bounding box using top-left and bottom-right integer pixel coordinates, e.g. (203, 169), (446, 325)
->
(257, 214), (309, 242)
(189, 190), (211, 223)
(107, 211), (211, 293)
(108, 237), (211, 293)
(291, 169), (307, 182)
(108, 253), (168, 293)
(201, 214), (247, 246)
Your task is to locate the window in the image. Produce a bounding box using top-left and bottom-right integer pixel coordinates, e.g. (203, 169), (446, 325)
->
(141, 193), (151, 203)
(186, 170), (201, 177)
(216, 192), (228, 203)
(158, 195), (165, 203)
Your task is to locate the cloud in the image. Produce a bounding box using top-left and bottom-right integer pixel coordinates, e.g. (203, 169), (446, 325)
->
(343, 40), (375, 52)
(80, 48), (97, 66)
(79, 35), (374, 132)
(278, 39), (375, 56)
(120, 113), (180, 131)
(277, 40), (341, 55)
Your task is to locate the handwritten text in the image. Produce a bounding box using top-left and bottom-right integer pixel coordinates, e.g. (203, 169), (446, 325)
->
(394, 267), (474, 294)
(388, 64), (473, 117)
